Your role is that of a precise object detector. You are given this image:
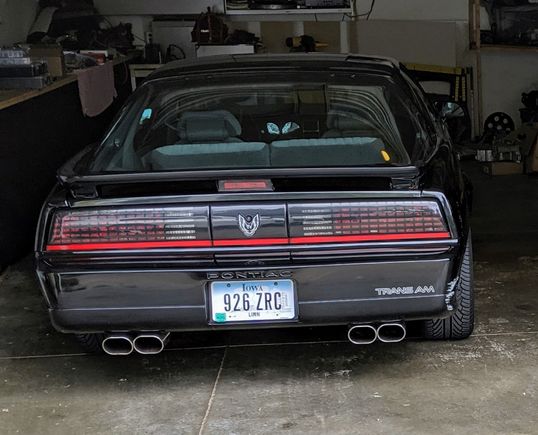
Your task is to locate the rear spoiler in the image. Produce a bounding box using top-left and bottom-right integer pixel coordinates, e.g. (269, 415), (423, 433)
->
(58, 165), (420, 186)
(58, 166), (421, 200)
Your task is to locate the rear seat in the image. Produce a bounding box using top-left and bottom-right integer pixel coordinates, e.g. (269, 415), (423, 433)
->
(270, 137), (385, 167)
(147, 110), (386, 170)
(149, 142), (270, 170)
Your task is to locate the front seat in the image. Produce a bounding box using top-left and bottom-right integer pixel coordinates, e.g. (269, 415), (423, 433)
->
(323, 112), (377, 138)
(147, 110), (270, 170)
(177, 110), (243, 143)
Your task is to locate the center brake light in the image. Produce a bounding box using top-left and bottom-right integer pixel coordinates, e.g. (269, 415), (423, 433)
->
(218, 179), (274, 192)
(45, 201), (451, 252)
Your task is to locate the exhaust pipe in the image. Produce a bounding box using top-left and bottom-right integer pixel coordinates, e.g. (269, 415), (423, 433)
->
(102, 334), (134, 356)
(133, 332), (170, 355)
(377, 322), (406, 343)
(347, 325), (377, 345)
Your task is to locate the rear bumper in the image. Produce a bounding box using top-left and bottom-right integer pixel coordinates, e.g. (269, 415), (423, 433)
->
(40, 258), (457, 333)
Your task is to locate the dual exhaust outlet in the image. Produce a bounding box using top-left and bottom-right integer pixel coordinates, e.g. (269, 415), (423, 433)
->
(347, 322), (406, 345)
(102, 332), (170, 356)
(102, 323), (405, 354)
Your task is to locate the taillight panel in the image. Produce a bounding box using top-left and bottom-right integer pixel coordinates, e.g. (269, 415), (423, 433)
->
(45, 200), (451, 252)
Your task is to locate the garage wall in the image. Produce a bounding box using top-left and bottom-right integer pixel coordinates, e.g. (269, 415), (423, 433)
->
(0, 0), (532, 128)
(104, 15), (152, 47)
(355, 0), (468, 21)
(355, 20), (459, 66)
(0, 0), (38, 45)
(481, 53), (538, 124)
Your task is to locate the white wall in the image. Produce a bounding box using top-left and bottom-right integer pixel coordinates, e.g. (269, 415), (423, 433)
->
(357, 20), (459, 66)
(482, 53), (538, 124)
(355, 0), (468, 21)
(0, 0), (38, 45)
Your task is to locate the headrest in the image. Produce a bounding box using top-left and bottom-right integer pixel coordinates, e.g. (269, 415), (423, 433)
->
(178, 110), (242, 143)
(327, 112), (372, 131)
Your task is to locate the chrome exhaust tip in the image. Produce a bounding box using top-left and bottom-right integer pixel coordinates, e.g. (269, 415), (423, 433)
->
(133, 332), (170, 355)
(102, 334), (134, 356)
(347, 325), (378, 345)
(377, 322), (406, 343)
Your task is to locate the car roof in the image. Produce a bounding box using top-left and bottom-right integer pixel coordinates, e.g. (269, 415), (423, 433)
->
(146, 53), (401, 82)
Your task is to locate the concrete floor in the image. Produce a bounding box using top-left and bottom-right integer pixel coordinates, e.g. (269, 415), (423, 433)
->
(1, 162), (537, 435)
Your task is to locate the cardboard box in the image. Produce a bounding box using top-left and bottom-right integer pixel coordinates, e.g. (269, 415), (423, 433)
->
(29, 45), (65, 78)
(482, 162), (523, 176)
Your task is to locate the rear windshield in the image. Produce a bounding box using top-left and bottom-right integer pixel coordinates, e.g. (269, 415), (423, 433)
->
(89, 74), (426, 173)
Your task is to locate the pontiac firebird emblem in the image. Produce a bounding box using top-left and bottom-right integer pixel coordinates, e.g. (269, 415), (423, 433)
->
(238, 214), (260, 237)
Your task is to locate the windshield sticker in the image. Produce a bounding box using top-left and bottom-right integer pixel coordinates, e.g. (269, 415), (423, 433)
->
(139, 108), (152, 125)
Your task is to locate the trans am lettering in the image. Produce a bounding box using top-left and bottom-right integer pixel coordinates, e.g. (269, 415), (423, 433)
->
(374, 285), (435, 296)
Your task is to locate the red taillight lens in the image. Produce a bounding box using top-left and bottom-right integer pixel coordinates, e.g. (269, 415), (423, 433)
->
(46, 207), (211, 251)
(288, 201), (450, 243)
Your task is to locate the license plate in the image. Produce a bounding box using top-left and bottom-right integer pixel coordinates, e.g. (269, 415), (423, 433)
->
(210, 280), (296, 323)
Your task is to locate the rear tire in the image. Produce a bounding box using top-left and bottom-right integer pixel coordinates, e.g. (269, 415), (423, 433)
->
(423, 232), (474, 340)
(75, 333), (105, 353)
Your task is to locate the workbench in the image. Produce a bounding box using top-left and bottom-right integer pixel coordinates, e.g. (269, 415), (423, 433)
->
(0, 54), (135, 112)
(0, 55), (135, 268)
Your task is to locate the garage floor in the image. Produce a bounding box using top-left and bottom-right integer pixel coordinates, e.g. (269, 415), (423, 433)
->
(1, 162), (537, 435)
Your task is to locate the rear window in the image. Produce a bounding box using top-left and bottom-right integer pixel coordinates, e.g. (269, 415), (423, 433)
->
(89, 75), (426, 173)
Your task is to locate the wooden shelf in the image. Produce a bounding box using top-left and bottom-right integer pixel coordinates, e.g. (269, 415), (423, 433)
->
(469, 0), (538, 55)
(479, 44), (538, 53)
(0, 75), (77, 111)
(225, 7), (351, 16)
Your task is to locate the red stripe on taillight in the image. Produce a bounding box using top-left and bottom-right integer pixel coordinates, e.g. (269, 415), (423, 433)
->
(46, 232), (451, 252)
(289, 232), (451, 245)
(213, 238), (289, 247)
(46, 240), (212, 251)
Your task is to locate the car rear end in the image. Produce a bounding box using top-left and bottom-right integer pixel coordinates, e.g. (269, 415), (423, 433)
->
(36, 179), (460, 330)
(35, 54), (469, 353)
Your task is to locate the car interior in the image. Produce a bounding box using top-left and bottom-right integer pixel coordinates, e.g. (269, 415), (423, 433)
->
(144, 110), (387, 169)
(125, 86), (413, 171)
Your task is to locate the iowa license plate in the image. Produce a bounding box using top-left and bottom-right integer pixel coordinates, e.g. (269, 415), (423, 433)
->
(210, 280), (296, 323)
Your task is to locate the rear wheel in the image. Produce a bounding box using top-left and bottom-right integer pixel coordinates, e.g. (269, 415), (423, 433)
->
(423, 233), (474, 340)
(75, 333), (105, 353)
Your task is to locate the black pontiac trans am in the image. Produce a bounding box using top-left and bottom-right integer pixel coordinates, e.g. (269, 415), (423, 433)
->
(35, 54), (474, 355)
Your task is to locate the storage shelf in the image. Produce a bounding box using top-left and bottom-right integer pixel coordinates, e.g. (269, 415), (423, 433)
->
(225, 8), (351, 15)
(479, 44), (538, 53)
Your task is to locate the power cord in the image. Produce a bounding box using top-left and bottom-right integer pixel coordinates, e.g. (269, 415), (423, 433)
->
(342, 0), (377, 21)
